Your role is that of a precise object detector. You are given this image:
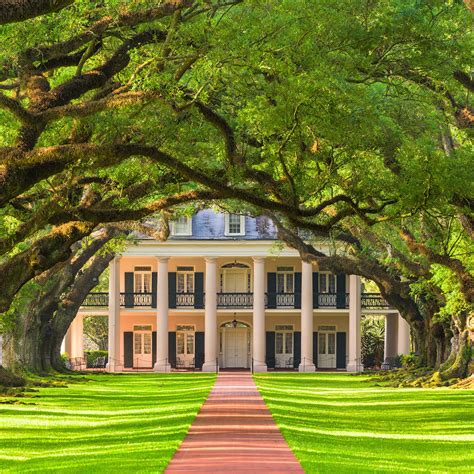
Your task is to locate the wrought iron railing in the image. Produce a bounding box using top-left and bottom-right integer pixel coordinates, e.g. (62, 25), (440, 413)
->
(276, 292), (296, 307)
(318, 293), (337, 307)
(175, 292), (195, 307)
(217, 292), (253, 308)
(120, 292), (153, 307)
(82, 292), (109, 307)
(361, 293), (391, 309)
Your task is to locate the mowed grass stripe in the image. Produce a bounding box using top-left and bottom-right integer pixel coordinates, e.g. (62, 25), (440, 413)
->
(0, 373), (216, 473)
(254, 373), (474, 474)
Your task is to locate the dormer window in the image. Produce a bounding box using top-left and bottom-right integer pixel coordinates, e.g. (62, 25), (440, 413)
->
(170, 216), (192, 236)
(225, 213), (245, 236)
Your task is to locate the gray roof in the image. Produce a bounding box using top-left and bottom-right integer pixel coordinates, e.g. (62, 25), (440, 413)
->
(171, 209), (277, 240)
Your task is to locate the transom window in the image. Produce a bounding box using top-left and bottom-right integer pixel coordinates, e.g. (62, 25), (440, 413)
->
(170, 216), (192, 236)
(277, 266), (294, 293)
(177, 266), (194, 293)
(225, 213), (245, 236)
(319, 272), (336, 293)
(133, 325), (152, 331)
(134, 266), (152, 293)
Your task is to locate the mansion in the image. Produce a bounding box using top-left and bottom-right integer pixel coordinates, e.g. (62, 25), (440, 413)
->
(65, 210), (410, 372)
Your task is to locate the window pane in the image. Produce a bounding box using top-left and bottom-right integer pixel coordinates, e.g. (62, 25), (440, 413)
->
(328, 333), (336, 354)
(134, 274), (142, 292)
(329, 275), (336, 293)
(275, 333), (283, 354)
(186, 334), (194, 355)
(228, 214), (241, 234)
(318, 333), (326, 354)
(143, 333), (152, 354)
(286, 274), (294, 293)
(177, 333), (185, 354)
(177, 273), (185, 293)
(277, 274), (285, 293)
(134, 333), (142, 354)
(186, 273), (194, 293)
(143, 273), (151, 293)
(285, 332), (293, 354)
(175, 216), (190, 234)
(319, 274), (327, 293)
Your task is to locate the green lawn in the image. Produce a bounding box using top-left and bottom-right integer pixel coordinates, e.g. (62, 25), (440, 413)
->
(254, 373), (474, 474)
(0, 373), (215, 473)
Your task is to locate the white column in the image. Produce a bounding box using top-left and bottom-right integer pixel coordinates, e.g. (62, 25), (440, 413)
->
(70, 315), (84, 358)
(299, 260), (315, 372)
(384, 313), (399, 362)
(397, 314), (411, 355)
(202, 257), (218, 372)
(106, 257), (121, 372)
(155, 257), (171, 372)
(347, 275), (364, 372)
(252, 257), (267, 372)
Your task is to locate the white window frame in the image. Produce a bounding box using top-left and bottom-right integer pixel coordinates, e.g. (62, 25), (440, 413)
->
(319, 272), (337, 294)
(276, 266), (294, 294)
(170, 216), (192, 236)
(176, 266), (195, 293)
(224, 213), (246, 236)
(275, 324), (294, 355)
(134, 267), (152, 293)
(176, 325), (195, 356)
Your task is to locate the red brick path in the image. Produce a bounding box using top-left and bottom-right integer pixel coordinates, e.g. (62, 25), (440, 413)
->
(165, 372), (304, 473)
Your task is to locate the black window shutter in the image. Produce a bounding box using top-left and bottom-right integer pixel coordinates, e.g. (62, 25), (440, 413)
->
(124, 332), (133, 368)
(124, 272), (134, 308)
(194, 273), (204, 309)
(168, 272), (176, 309)
(195, 332), (205, 369)
(168, 332), (176, 368)
(265, 331), (275, 368)
(152, 331), (157, 367)
(151, 272), (157, 308)
(267, 273), (276, 309)
(294, 272), (302, 309)
(313, 332), (318, 368)
(293, 331), (301, 368)
(336, 332), (347, 368)
(312, 272), (319, 309)
(336, 274), (346, 309)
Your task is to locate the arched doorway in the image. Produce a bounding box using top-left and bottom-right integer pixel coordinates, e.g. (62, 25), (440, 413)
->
(219, 320), (251, 368)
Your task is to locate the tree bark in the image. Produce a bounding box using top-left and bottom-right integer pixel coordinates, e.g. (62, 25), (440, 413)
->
(0, 0), (73, 25)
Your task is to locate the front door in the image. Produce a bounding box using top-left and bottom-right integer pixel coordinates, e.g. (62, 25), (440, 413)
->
(223, 269), (247, 293)
(224, 328), (248, 368)
(318, 332), (337, 368)
(133, 330), (153, 368)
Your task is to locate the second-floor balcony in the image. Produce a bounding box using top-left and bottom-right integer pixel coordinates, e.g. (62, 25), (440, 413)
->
(81, 291), (390, 310)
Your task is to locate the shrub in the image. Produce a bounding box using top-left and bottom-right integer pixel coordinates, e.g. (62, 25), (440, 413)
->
(361, 316), (385, 368)
(401, 353), (422, 368)
(84, 350), (108, 368)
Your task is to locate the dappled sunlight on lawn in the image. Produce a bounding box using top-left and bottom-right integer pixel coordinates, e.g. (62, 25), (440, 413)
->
(0, 373), (215, 473)
(254, 373), (474, 473)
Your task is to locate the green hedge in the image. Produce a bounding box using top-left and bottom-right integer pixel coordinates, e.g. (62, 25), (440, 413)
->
(84, 350), (108, 368)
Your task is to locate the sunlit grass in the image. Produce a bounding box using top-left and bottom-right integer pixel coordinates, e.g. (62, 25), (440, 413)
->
(254, 373), (474, 473)
(0, 373), (215, 473)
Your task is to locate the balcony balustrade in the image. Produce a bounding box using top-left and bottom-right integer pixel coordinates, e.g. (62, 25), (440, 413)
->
(361, 292), (391, 309)
(217, 292), (253, 309)
(81, 291), (391, 310)
(175, 292), (195, 307)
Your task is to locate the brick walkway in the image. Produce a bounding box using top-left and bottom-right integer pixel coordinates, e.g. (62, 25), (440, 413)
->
(166, 371), (304, 473)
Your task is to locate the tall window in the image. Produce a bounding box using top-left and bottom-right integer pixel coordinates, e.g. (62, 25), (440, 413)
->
(170, 216), (192, 236)
(176, 325), (195, 356)
(134, 266), (152, 293)
(319, 272), (336, 293)
(275, 325), (293, 355)
(225, 213), (245, 236)
(277, 266), (294, 293)
(177, 266), (194, 293)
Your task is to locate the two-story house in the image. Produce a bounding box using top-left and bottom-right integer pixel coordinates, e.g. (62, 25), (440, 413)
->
(65, 210), (410, 372)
